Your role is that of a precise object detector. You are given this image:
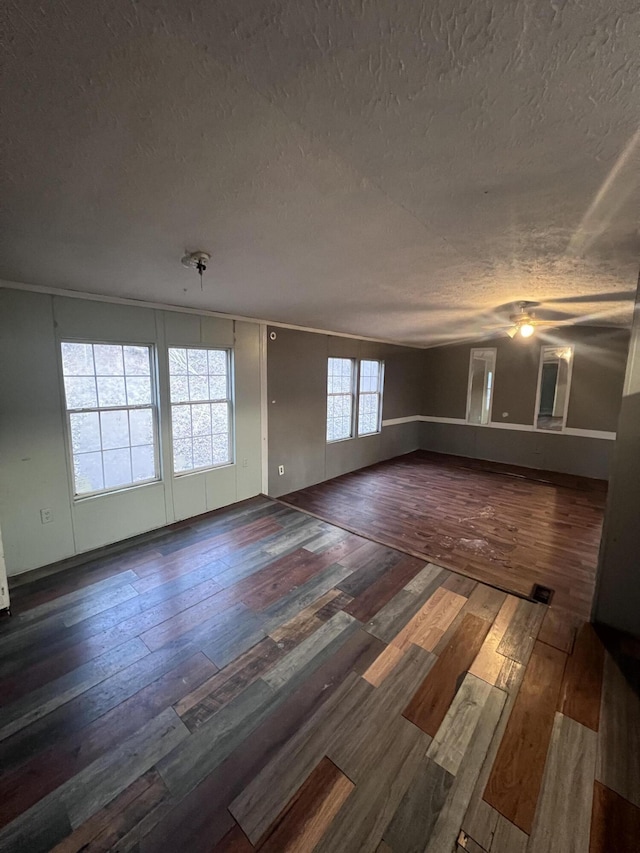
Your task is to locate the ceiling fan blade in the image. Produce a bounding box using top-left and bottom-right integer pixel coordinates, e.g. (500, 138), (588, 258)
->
(546, 290), (636, 305)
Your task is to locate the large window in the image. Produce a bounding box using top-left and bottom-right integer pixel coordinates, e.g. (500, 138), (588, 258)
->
(357, 359), (383, 436)
(466, 348), (496, 425)
(326, 357), (355, 442)
(326, 357), (384, 441)
(61, 342), (158, 496)
(169, 347), (233, 474)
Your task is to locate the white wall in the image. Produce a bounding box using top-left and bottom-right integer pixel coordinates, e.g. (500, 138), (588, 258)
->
(0, 289), (262, 576)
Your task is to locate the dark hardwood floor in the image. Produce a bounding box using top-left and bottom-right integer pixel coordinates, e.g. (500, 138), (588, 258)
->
(281, 450), (607, 620)
(0, 495), (637, 852)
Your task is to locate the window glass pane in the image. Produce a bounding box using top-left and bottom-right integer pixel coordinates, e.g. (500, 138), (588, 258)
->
(188, 374), (209, 401)
(93, 345), (124, 376)
(61, 341), (158, 497)
(100, 409), (130, 450)
(103, 448), (132, 489)
(129, 409), (154, 446)
(74, 452), (104, 494)
(169, 348), (188, 374)
(123, 346), (150, 376)
(70, 412), (101, 454)
(168, 348), (232, 474)
(212, 432), (230, 464)
(193, 436), (213, 470)
(173, 438), (193, 473)
(170, 374), (189, 403)
(97, 376), (127, 407)
(188, 348), (208, 374)
(211, 402), (228, 434)
(208, 350), (226, 374)
(62, 343), (94, 376)
(209, 375), (227, 399)
(64, 376), (97, 409)
(171, 405), (191, 439)
(131, 444), (155, 482)
(125, 376), (152, 405)
(191, 403), (212, 436)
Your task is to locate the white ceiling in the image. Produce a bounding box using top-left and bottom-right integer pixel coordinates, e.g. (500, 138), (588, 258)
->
(2, 0), (639, 345)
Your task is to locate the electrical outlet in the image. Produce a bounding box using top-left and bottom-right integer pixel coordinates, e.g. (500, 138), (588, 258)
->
(40, 508), (53, 524)
(278, 464), (285, 476)
(242, 457), (248, 468)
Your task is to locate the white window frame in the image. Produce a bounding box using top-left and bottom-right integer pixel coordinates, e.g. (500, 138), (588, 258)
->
(357, 359), (385, 437)
(59, 339), (161, 500)
(466, 348), (497, 426)
(533, 345), (574, 433)
(326, 357), (385, 443)
(326, 357), (356, 443)
(168, 346), (235, 476)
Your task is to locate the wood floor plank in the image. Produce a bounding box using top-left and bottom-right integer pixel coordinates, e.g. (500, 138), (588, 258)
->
(589, 781), (640, 853)
(211, 823), (254, 852)
(382, 757), (454, 853)
(528, 712), (597, 853)
(392, 587), (467, 652)
(558, 622), (604, 731)
(256, 756), (353, 853)
(143, 631), (381, 853)
(0, 652), (216, 828)
(484, 641), (567, 833)
(403, 613), (492, 737)
(230, 673), (374, 843)
(313, 715), (429, 853)
(491, 815), (528, 852)
(50, 769), (168, 853)
(343, 554), (425, 622)
(328, 645), (436, 782)
(362, 643), (406, 687)
(174, 637), (285, 728)
(537, 606), (580, 654)
(365, 563), (448, 644)
(495, 599), (545, 665)
(596, 650), (640, 808)
(423, 686), (506, 853)
(427, 673), (493, 776)
(469, 595), (520, 686)
(281, 451), (606, 619)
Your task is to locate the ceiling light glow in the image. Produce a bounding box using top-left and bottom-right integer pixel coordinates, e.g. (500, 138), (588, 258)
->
(519, 323), (535, 338)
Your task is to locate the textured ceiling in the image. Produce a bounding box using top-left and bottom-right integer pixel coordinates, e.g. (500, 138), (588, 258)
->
(1, 0), (639, 345)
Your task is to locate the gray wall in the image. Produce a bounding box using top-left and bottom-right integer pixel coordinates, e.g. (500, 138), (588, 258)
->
(419, 327), (628, 479)
(267, 327), (423, 497)
(422, 327), (628, 429)
(0, 289), (262, 576)
(594, 304), (640, 637)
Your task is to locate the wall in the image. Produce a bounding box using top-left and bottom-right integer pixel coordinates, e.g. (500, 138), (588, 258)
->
(419, 326), (628, 479)
(267, 327), (422, 497)
(0, 289), (262, 576)
(594, 300), (640, 637)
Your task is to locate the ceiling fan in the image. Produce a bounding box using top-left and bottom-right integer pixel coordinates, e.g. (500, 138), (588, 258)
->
(506, 302), (539, 338)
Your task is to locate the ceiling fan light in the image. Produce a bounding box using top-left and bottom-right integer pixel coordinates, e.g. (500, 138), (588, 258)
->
(519, 323), (535, 338)
(506, 326), (518, 338)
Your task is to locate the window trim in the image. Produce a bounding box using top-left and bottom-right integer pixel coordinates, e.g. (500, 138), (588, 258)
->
(326, 357), (385, 443)
(168, 345), (235, 477)
(58, 338), (161, 501)
(533, 345), (574, 433)
(357, 359), (385, 437)
(326, 357), (357, 444)
(466, 348), (497, 426)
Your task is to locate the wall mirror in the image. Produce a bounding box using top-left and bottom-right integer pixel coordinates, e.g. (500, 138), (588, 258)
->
(535, 346), (573, 431)
(467, 348), (496, 425)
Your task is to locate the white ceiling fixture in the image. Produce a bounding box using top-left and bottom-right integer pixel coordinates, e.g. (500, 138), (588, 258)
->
(181, 251), (211, 290)
(1, 1), (639, 345)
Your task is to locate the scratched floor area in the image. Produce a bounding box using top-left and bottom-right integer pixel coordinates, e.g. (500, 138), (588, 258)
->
(0, 495), (637, 852)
